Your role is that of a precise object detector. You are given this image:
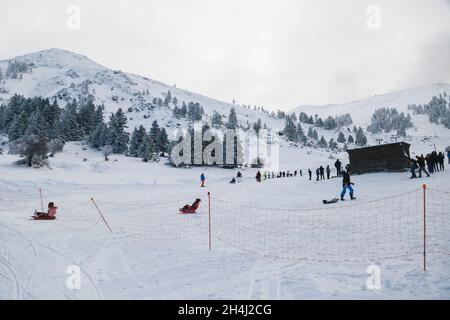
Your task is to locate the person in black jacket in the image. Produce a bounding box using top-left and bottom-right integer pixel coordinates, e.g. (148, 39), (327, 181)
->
(308, 169), (312, 181)
(340, 170), (356, 201)
(416, 155), (430, 178)
(334, 159), (342, 177)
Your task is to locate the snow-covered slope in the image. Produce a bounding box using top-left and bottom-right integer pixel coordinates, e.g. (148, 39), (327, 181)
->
(0, 48), (276, 130)
(292, 83), (450, 127)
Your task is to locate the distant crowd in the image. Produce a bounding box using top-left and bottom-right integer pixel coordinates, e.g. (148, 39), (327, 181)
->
(409, 151), (448, 179)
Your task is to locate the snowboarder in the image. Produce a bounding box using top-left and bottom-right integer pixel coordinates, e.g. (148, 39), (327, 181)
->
(416, 155), (430, 178)
(256, 171), (262, 182)
(334, 159), (342, 177)
(200, 173), (206, 187)
(326, 165), (331, 180)
(308, 169), (312, 181)
(33, 202), (58, 220)
(236, 171), (243, 183)
(340, 170), (356, 201)
(180, 199), (201, 214)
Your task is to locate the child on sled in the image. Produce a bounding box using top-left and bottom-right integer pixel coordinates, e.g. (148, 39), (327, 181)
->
(34, 202), (58, 219)
(180, 199), (201, 214)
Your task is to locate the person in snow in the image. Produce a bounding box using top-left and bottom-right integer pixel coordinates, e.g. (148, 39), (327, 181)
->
(200, 173), (206, 187)
(236, 171), (243, 183)
(308, 169), (312, 181)
(315, 168), (320, 181)
(229, 177), (236, 184)
(437, 152), (445, 171)
(409, 158), (418, 179)
(326, 165), (331, 180)
(35, 202), (58, 218)
(256, 171), (262, 182)
(416, 155), (430, 178)
(319, 166), (325, 180)
(300, 169), (303, 177)
(180, 199), (201, 213)
(334, 159), (342, 177)
(340, 170), (356, 201)
(447, 150), (450, 164)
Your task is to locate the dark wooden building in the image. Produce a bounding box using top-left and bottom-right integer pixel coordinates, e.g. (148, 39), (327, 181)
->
(347, 142), (411, 174)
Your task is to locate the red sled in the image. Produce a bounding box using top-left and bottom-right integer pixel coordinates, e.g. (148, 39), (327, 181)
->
(31, 215), (56, 220)
(179, 208), (198, 214)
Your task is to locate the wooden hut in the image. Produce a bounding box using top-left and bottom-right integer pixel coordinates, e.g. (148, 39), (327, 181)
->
(347, 142), (411, 174)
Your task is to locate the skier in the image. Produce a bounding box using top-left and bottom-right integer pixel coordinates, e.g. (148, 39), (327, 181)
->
(256, 171), (262, 182)
(315, 168), (320, 181)
(334, 159), (342, 177)
(34, 202), (58, 219)
(236, 171), (243, 183)
(326, 165), (331, 180)
(340, 170), (356, 201)
(200, 173), (206, 187)
(308, 169), (312, 181)
(416, 155), (430, 178)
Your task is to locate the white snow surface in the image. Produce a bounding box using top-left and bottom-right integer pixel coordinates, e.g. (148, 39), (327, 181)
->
(0, 48), (449, 299)
(0, 142), (449, 300)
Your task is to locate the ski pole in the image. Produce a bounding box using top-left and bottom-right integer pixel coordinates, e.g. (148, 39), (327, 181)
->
(39, 188), (44, 212)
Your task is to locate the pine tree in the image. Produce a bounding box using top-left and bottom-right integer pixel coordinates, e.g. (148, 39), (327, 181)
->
(106, 108), (129, 154)
(328, 138), (338, 150)
(88, 123), (108, 149)
(284, 117), (297, 141)
(337, 132), (346, 143)
(149, 120), (161, 153)
(226, 107), (238, 129)
(211, 111), (223, 128)
(7, 111), (28, 141)
(138, 134), (153, 161)
(318, 136), (328, 147)
(347, 134), (355, 144)
(60, 100), (83, 141)
(158, 128), (169, 156)
(355, 127), (367, 146)
(129, 125), (147, 157)
(253, 118), (262, 135)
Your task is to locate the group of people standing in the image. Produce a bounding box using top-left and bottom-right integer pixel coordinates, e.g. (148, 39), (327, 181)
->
(409, 151), (447, 179)
(255, 169), (303, 182)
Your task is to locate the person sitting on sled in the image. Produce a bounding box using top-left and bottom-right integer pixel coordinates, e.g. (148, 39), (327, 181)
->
(180, 199), (201, 213)
(35, 202), (58, 218)
(340, 170), (356, 201)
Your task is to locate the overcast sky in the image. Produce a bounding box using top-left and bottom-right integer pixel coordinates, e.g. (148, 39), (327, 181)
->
(1, 0), (449, 110)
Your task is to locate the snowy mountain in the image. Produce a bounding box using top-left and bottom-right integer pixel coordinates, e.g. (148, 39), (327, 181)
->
(292, 83), (450, 127)
(0, 48), (274, 131)
(0, 48), (449, 155)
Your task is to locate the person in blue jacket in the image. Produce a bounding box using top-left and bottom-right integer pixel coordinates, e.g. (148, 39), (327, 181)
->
(200, 173), (206, 187)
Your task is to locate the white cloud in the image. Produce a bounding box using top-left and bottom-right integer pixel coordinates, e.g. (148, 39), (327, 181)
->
(0, 0), (449, 109)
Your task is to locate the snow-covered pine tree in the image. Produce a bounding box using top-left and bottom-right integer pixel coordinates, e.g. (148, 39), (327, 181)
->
(284, 117), (297, 141)
(158, 128), (169, 156)
(318, 136), (328, 147)
(355, 127), (367, 146)
(106, 108), (129, 154)
(211, 111), (223, 128)
(347, 134), (355, 144)
(226, 107), (238, 129)
(337, 132), (346, 143)
(129, 125), (147, 157)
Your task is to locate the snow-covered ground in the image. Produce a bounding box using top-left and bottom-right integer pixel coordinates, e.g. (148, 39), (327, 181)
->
(0, 142), (449, 299)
